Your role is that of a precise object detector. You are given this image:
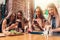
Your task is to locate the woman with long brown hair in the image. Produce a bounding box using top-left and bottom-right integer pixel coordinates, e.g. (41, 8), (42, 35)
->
(2, 13), (17, 35)
(31, 6), (45, 31)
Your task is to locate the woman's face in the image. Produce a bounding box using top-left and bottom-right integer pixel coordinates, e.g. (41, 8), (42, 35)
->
(10, 14), (15, 20)
(36, 8), (40, 15)
(48, 7), (54, 15)
(17, 12), (22, 19)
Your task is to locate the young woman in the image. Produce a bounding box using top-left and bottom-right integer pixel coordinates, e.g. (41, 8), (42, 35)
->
(16, 10), (28, 32)
(47, 3), (60, 29)
(31, 6), (45, 31)
(47, 3), (60, 35)
(2, 13), (17, 35)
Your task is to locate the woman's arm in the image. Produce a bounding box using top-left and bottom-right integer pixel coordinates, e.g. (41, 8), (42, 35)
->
(36, 19), (44, 31)
(6, 22), (18, 30)
(48, 15), (50, 22)
(2, 19), (7, 32)
(2, 19), (18, 32)
(8, 23), (18, 30)
(52, 28), (60, 32)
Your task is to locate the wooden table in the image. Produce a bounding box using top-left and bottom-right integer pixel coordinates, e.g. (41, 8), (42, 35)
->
(0, 33), (60, 40)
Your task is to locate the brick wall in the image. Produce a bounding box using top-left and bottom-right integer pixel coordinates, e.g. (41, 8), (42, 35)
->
(12, 0), (34, 19)
(12, 0), (26, 13)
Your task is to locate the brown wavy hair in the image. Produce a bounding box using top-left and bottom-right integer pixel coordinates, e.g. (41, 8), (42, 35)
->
(35, 6), (45, 19)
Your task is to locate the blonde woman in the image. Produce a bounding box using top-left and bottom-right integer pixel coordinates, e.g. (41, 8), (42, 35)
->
(47, 3), (60, 34)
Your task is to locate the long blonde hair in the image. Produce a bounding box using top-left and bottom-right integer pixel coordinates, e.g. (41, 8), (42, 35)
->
(48, 3), (58, 16)
(48, 3), (60, 27)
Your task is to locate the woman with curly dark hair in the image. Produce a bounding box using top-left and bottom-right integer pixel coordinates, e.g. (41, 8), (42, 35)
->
(16, 10), (28, 32)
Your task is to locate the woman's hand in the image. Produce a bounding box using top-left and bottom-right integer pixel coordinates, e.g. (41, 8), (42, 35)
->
(33, 19), (44, 31)
(36, 19), (42, 27)
(9, 23), (18, 29)
(3, 30), (11, 35)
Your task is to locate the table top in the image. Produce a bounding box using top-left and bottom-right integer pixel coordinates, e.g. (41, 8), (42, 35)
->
(0, 33), (60, 40)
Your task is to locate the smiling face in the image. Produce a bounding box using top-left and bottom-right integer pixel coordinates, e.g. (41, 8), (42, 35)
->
(48, 7), (54, 15)
(35, 7), (44, 19)
(47, 3), (58, 16)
